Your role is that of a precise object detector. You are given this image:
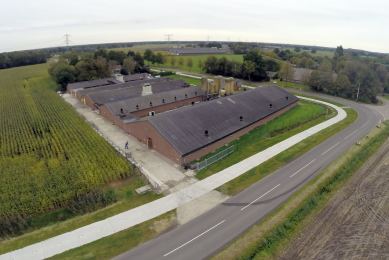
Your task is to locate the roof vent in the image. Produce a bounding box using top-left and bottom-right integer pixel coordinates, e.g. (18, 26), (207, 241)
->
(174, 96), (177, 100)
(185, 94), (187, 98)
(136, 105), (139, 110)
(270, 104), (273, 108)
(240, 116), (243, 121)
(205, 130), (209, 137)
(286, 96), (289, 100)
(195, 92), (197, 95)
(150, 102), (153, 106)
(162, 99), (165, 103)
(120, 108), (123, 113)
(142, 83), (153, 96)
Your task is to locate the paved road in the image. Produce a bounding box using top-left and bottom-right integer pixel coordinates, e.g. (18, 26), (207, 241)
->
(113, 92), (382, 260)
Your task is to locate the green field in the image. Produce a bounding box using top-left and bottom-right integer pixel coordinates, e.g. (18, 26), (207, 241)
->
(152, 54), (244, 73)
(0, 64), (161, 241)
(283, 47), (334, 58)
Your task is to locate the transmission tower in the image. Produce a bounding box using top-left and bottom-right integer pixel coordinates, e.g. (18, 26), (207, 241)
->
(63, 34), (72, 52)
(206, 35), (210, 41)
(165, 34), (173, 42)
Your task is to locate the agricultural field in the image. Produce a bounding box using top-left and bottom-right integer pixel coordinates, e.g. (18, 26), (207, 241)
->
(283, 47), (334, 58)
(0, 64), (142, 237)
(109, 44), (175, 54)
(151, 54), (244, 73)
(279, 131), (389, 259)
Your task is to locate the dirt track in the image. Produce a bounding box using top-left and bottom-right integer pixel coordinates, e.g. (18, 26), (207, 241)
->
(279, 140), (389, 260)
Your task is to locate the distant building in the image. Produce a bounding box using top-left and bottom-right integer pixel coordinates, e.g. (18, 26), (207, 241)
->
(114, 65), (122, 73)
(167, 48), (228, 55)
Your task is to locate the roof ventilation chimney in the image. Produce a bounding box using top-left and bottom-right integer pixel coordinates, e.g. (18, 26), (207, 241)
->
(120, 108), (123, 113)
(142, 83), (153, 96)
(116, 75), (124, 83)
(205, 130), (209, 137)
(240, 116), (243, 121)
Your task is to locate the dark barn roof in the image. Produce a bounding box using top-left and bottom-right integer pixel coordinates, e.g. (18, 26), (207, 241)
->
(67, 73), (151, 91)
(105, 85), (202, 116)
(77, 77), (169, 97)
(147, 85), (299, 156)
(88, 79), (191, 106)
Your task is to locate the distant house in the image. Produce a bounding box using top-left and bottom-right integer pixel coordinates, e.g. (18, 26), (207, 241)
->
(114, 65), (122, 73)
(281, 68), (337, 85)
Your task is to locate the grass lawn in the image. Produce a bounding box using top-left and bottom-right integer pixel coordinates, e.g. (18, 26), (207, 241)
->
(268, 79), (311, 91)
(213, 117), (384, 260)
(151, 54), (244, 73)
(46, 211), (177, 260)
(291, 92), (345, 107)
(195, 99), (330, 180)
(168, 74), (202, 85)
(283, 47), (334, 58)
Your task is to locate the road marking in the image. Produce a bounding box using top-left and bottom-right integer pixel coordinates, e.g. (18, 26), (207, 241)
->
(164, 220), (225, 256)
(344, 130), (358, 139)
(322, 142), (340, 155)
(241, 184), (280, 210)
(290, 159), (316, 177)
(361, 121), (369, 128)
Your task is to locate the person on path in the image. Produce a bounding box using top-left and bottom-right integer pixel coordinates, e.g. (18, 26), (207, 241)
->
(125, 141), (128, 149)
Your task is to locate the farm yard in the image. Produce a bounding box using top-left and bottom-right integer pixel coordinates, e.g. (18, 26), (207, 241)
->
(0, 64), (158, 239)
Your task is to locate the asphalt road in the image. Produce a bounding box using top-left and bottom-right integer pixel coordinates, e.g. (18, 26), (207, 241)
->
(112, 92), (383, 260)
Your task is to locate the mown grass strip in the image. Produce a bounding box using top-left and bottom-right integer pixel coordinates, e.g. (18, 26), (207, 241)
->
(236, 123), (389, 260)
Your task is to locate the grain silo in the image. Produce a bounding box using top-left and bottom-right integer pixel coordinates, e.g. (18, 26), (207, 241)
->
(213, 76), (219, 94)
(219, 76), (225, 93)
(201, 77), (208, 94)
(220, 89), (226, 97)
(230, 77), (235, 94)
(225, 78), (231, 95)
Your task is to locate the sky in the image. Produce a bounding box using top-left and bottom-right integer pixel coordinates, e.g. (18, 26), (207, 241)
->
(1, 0), (388, 53)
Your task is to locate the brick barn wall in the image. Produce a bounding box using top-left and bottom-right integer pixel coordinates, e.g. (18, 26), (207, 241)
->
(126, 121), (182, 163)
(85, 96), (97, 110)
(131, 96), (202, 117)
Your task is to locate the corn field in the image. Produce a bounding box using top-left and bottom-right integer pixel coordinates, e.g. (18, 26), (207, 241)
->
(0, 64), (132, 218)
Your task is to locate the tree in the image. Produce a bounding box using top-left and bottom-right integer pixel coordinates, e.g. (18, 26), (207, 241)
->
(95, 57), (110, 78)
(279, 63), (295, 88)
(294, 47), (301, 52)
(306, 58), (315, 69)
(197, 59), (204, 71)
(133, 52), (145, 72)
(52, 63), (77, 90)
(203, 56), (218, 73)
(311, 49), (317, 54)
(143, 49), (153, 65)
(161, 55), (167, 65)
(317, 60), (334, 91)
(178, 57), (185, 68)
(264, 59), (280, 72)
(108, 60), (118, 74)
(67, 51), (79, 66)
(243, 48), (267, 81)
(170, 55), (177, 68)
(330, 75), (350, 96)
(122, 57), (136, 75)
(335, 45), (344, 57)
(244, 60), (256, 82)
(186, 58), (193, 71)
(300, 57), (308, 68)
(127, 50), (135, 57)
(75, 58), (100, 81)
(273, 48), (280, 55)
(94, 48), (108, 59)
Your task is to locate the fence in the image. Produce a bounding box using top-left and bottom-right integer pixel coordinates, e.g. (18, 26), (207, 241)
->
(87, 120), (161, 193)
(197, 145), (235, 171)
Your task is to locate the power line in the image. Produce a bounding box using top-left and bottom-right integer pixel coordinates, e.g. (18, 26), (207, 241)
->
(165, 34), (173, 42)
(63, 34), (72, 52)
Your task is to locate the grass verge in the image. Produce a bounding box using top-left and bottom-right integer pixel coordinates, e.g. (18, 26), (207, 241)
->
(46, 210), (177, 260)
(212, 122), (388, 260)
(291, 92), (345, 107)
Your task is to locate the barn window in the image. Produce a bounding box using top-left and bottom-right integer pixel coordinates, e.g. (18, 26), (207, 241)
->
(270, 104), (273, 108)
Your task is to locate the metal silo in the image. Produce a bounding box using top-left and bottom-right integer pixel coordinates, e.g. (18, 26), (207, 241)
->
(213, 76), (219, 94)
(225, 78), (231, 95)
(201, 77), (208, 94)
(230, 77), (235, 94)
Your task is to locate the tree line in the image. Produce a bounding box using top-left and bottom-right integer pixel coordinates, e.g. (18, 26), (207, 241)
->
(49, 48), (149, 90)
(0, 50), (48, 70)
